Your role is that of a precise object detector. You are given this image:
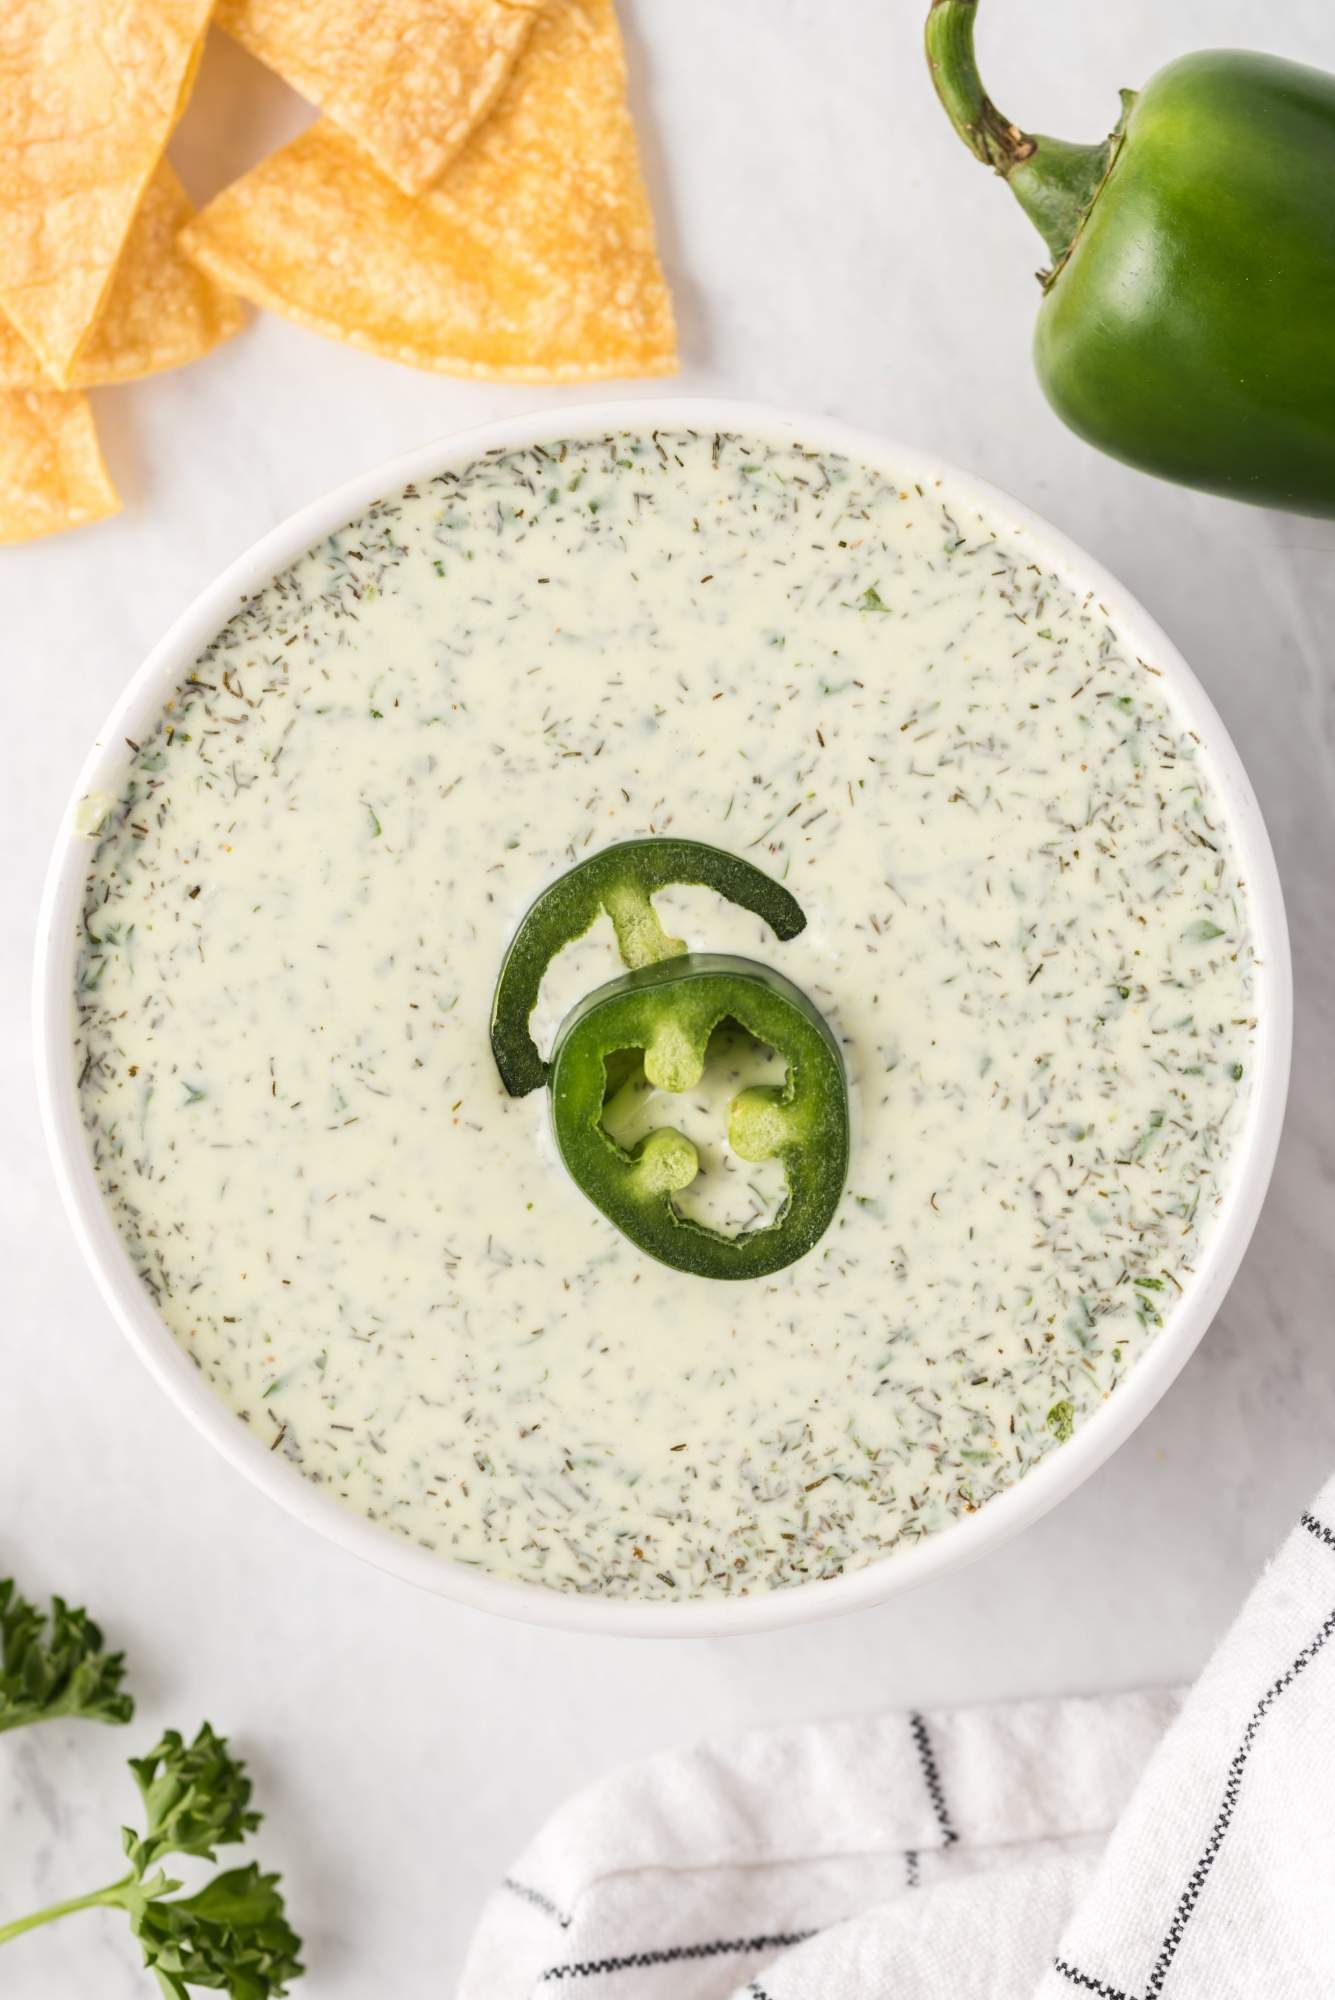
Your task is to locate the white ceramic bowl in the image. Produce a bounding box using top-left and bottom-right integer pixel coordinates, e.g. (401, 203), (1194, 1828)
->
(35, 399), (1292, 1636)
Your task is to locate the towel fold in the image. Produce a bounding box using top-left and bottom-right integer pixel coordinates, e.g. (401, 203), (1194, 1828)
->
(461, 1474), (1335, 1998)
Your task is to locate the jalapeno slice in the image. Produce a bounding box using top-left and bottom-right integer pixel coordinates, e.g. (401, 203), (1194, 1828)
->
(548, 953), (849, 1280)
(491, 839), (807, 1097)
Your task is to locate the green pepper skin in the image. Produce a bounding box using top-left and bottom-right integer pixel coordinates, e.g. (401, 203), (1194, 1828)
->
(549, 954), (849, 1281)
(1036, 53), (1335, 516)
(491, 840), (807, 1097)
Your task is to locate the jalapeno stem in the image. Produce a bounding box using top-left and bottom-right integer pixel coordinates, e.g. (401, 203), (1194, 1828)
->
(925, 0), (1123, 269)
(925, 0), (1035, 173)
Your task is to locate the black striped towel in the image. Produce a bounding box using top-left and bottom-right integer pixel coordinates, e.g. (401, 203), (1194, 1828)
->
(461, 1484), (1335, 1998)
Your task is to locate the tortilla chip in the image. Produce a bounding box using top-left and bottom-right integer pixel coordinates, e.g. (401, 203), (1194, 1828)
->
(0, 164), (244, 390)
(182, 0), (677, 382)
(0, 0), (214, 386)
(218, 0), (543, 197)
(0, 390), (119, 544)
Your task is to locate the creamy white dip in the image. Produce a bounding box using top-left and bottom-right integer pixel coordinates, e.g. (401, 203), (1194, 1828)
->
(74, 427), (1256, 1598)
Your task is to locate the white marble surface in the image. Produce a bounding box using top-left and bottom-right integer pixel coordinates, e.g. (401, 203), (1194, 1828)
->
(2, 4), (1333, 1994)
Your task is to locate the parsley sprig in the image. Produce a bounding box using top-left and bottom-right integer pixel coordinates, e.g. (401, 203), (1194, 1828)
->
(0, 1579), (133, 1732)
(0, 1723), (302, 1997)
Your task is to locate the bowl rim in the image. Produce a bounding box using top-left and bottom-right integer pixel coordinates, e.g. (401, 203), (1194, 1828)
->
(33, 395), (1293, 1637)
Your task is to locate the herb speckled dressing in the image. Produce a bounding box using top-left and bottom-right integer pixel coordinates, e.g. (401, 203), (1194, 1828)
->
(74, 429), (1256, 1598)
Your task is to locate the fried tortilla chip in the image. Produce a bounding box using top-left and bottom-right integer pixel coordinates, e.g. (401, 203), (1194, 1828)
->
(0, 164), (244, 390)
(218, 0), (544, 197)
(0, 390), (119, 544)
(182, 0), (677, 382)
(0, 0), (214, 386)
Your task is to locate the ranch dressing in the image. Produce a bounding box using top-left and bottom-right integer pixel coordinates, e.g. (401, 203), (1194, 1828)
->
(74, 428), (1256, 1598)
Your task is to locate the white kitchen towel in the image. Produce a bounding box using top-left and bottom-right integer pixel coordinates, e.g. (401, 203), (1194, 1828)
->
(459, 1476), (1335, 1999)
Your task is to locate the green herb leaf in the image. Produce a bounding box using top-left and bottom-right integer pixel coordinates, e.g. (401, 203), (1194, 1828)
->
(124, 1725), (261, 1874)
(0, 1723), (303, 1997)
(131, 1863), (303, 2000)
(1183, 919), (1226, 943)
(1045, 1400), (1075, 1445)
(0, 1581), (133, 1733)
